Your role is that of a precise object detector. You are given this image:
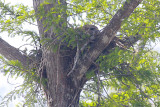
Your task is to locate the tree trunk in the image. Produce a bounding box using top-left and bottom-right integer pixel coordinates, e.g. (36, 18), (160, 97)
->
(43, 49), (86, 107)
(33, 0), (86, 106)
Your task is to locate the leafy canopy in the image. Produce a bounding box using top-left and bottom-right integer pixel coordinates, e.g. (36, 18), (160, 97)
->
(0, 0), (160, 107)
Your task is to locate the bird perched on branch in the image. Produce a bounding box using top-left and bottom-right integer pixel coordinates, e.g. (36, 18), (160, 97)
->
(67, 25), (100, 76)
(78, 25), (100, 51)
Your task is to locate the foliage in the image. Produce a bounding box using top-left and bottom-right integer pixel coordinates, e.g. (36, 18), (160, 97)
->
(0, 55), (47, 106)
(0, 0), (39, 50)
(0, 0), (160, 107)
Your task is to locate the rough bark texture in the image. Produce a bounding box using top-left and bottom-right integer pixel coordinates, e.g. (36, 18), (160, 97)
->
(33, 0), (85, 106)
(0, 0), (143, 107)
(0, 38), (30, 67)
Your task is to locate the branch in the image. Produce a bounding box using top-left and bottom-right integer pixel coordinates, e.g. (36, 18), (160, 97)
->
(102, 34), (142, 55)
(73, 0), (143, 81)
(86, 34), (142, 73)
(0, 38), (30, 67)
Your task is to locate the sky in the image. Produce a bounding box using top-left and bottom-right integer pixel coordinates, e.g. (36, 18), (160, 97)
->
(0, 0), (160, 107)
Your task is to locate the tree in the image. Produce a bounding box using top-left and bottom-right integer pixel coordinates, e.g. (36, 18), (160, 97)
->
(0, 0), (160, 106)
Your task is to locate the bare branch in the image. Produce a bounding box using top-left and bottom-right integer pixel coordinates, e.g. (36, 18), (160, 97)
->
(0, 38), (30, 67)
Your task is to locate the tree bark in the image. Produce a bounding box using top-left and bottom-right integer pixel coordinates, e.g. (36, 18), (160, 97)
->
(42, 48), (87, 107)
(33, 0), (86, 106)
(0, 38), (29, 67)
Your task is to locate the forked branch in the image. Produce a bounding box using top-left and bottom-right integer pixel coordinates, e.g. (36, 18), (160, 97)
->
(73, 0), (143, 81)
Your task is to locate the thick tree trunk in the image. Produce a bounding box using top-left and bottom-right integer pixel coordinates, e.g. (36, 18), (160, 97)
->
(43, 49), (86, 107)
(33, 0), (86, 106)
